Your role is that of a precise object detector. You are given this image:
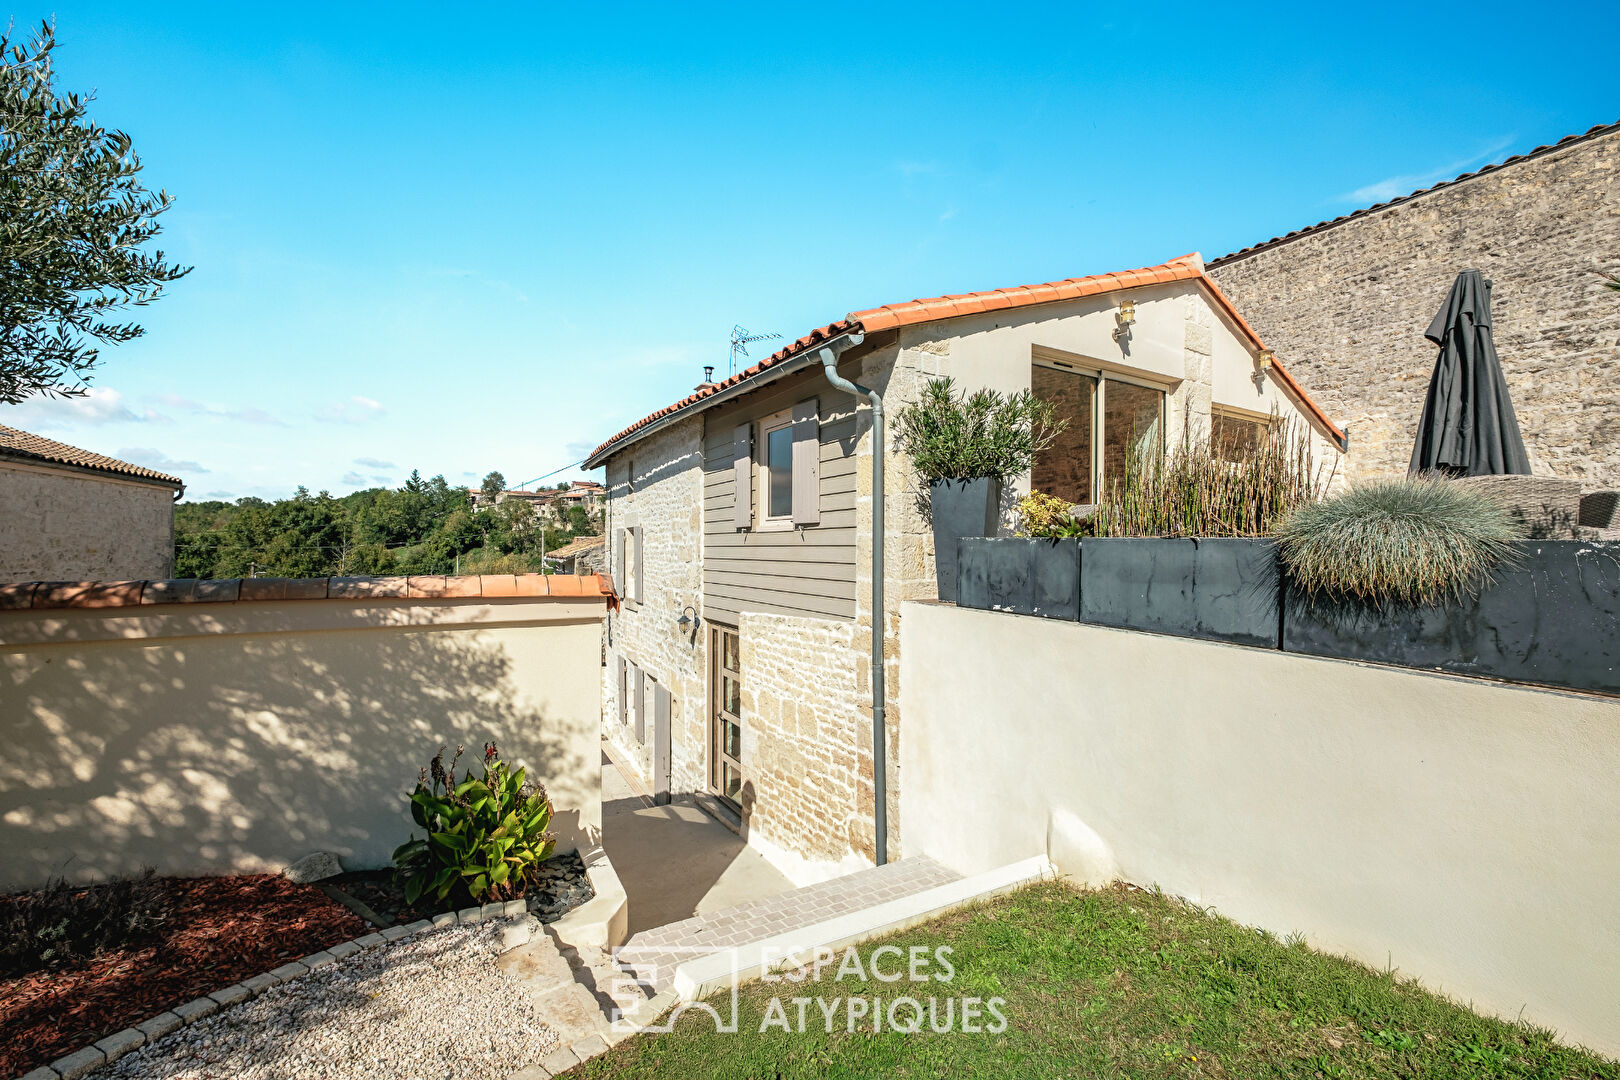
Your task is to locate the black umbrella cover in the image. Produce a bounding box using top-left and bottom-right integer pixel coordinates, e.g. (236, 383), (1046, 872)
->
(1409, 270), (1532, 476)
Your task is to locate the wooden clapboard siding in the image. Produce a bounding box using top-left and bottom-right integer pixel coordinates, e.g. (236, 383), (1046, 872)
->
(702, 367), (861, 624)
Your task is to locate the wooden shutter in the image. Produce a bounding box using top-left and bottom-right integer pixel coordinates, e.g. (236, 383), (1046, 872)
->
(615, 529), (627, 595)
(633, 665), (647, 743)
(652, 682), (672, 806)
(732, 423), (753, 530)
(616, 656), (628, 726)
(632, 526), (644, 605)
(791, 397), (820, 526)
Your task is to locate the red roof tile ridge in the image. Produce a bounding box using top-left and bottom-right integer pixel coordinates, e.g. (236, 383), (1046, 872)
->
(0, 575), (611, 610)
(586, 251), (1347, 460)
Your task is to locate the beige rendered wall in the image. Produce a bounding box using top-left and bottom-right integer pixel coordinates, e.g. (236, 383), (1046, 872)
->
(899, 600), (1620, 1057)
(0, 459), (177, 582)
(0, 596), (605, 892)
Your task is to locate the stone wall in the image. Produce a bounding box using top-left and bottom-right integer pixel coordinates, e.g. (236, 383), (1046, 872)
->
(601, 418), (709, 795)
(1208, 125), (1620, 487)
(735, 612), (870, 880)
(0, 460), (176, 582)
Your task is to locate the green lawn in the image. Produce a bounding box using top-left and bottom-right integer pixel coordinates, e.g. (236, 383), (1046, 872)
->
(584, 881), (1616, 1079)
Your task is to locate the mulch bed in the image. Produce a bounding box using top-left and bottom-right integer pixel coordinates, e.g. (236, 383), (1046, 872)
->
(0, 874), (366, 1078)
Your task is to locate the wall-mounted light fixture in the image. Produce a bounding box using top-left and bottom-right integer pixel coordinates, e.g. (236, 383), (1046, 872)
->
(1252, 349), (1275, 390)
(676, 605), (701, 643)
(1113, 299), (1136, 344)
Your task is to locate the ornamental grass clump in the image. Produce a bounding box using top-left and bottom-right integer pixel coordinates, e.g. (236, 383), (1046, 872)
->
(0, 869), (172, 977)
(393, 743), (556, 908)
(1085, 418), (1328, 538)
(1277, 476), (1523, 607)
(895, 376), (1065, 482)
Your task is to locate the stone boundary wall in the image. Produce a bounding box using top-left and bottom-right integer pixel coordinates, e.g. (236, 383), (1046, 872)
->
(0, 585), (609, 892)
(1208, 123), (1620, 487)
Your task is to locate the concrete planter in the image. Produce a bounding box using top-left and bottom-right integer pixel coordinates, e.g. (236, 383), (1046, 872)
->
(1282, 540), (1620, 694)
(929, 478), (1001, 604)
(1079, 537), (1281, 647)
(956, 538), (1081, 620)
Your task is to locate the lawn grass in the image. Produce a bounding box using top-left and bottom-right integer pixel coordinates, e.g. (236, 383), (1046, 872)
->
(583, 881), (1616, 1079)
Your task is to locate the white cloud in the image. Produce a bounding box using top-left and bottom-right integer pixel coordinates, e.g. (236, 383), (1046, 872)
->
(116, 447), (208, 475)
(151, 393), (291, 426)
(1338, 136), (1516, 205)
(354, 456), (395, 469)
(317, 396), (387, 425)
(5, 387), (147, 427)
(341, 470), (368, 485)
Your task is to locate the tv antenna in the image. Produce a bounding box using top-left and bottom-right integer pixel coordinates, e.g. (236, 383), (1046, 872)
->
(730, 325), (782, 376)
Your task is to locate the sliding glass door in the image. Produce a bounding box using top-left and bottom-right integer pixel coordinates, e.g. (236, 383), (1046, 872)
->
(1031, 361), (1165, 504)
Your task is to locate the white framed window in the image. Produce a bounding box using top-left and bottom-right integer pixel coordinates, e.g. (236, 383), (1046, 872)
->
(758, 407), (795, 529)
(733, 397), (820, 531)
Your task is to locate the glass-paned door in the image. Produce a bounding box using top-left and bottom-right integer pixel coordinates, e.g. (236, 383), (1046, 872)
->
(710, 626), (743, 805)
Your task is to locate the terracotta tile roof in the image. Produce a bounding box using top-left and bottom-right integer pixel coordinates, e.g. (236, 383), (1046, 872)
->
(0, 573), (614, 610)
(1210, 120), (1620, 266)
(587, 253), (1346, 464)
(0, 423), (185, 487)
(545, 534), (606, 559)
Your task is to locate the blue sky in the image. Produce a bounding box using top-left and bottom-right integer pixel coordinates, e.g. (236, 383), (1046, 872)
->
(3, 1), (1616, 501)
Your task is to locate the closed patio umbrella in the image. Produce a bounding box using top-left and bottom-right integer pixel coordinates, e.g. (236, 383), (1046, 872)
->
(1408, 269), (1531, 476)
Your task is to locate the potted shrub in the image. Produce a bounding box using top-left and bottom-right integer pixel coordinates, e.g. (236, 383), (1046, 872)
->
(894, 376), (1063, 603)
(1272, 476), (1620, 693)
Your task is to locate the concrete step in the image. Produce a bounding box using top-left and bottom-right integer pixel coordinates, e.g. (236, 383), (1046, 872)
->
(614, 856), (963, 991)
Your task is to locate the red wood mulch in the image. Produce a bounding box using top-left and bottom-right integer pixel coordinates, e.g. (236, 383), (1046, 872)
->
(0, 874), (367, 1078)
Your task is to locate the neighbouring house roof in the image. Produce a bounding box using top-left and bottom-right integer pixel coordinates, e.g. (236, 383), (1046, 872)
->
(0, 423), (185, 488)
(1210, 120), (1620, 266)
(585, 253), (1346, 468)
(545, 534), (606, 560)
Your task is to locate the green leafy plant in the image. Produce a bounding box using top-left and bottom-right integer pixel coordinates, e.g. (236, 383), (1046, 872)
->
(1277, 476), (1522, 607)
(1087, 418), (1329, 538)
(393, 743), (556, 908)
(894, 376), (1065, 482)
(0, 868), (172, 977)
(1017, 490), (1088, 538)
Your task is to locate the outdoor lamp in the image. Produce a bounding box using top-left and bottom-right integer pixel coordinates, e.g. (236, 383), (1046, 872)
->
(1116, 299), (1136, 326)
(1257, 349), (1274, 371)
(676, 605), (700, 642)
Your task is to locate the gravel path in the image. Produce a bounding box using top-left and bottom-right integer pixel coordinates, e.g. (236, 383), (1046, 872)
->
(99, 921), (559, 1080)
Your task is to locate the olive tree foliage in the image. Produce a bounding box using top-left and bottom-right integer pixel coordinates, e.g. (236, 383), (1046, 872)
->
(0, 22), (190, 404)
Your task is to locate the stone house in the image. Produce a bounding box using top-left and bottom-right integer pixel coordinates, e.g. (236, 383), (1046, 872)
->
(0, 424), (184, 582)
(585, 253), (1345, 884)
(1208, 119), (1620, 493)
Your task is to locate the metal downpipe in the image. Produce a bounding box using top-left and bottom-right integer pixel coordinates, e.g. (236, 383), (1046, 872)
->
(817, 336), (887, 865)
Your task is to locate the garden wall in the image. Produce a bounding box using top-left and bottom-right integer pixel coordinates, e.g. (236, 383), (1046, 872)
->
(0, 576), (609, 893)
(900, 600), (1620, 1057)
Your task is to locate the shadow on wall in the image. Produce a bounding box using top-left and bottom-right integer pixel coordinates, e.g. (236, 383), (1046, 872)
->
(0, 625), (595, 891)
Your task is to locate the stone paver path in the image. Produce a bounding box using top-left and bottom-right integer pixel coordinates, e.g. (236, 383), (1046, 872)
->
(614, 856), (962, 991)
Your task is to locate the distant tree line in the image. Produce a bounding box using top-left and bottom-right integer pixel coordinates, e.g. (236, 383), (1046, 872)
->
(175, 470), (599, 579)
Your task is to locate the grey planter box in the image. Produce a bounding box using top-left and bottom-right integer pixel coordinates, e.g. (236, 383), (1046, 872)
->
(1282, 540), (1620, 695)
(929, 478), (1000, 605)
(956, 537), (1081, 620)
(1079, 537), (1281, 647)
